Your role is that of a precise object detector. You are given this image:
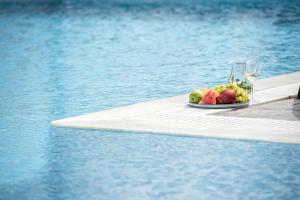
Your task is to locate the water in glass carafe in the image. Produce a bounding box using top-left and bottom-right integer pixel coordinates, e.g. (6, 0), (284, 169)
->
(227, 61), (251, 93)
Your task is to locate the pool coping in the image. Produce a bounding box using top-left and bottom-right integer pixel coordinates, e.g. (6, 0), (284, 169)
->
(51, 71), (300, 144)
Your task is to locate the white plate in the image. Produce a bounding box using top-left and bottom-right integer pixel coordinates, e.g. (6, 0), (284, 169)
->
(188, 102), (249, 109)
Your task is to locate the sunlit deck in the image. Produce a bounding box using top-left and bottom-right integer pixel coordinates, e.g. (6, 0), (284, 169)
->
(51, 71), (300, 144)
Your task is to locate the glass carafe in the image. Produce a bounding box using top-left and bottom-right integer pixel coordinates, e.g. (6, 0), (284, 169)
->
(227, 61), (246, 83)
(227, 61), (251, 93)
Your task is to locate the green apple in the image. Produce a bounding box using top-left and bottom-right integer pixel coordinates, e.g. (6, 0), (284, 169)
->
(189, 90), (203, 103)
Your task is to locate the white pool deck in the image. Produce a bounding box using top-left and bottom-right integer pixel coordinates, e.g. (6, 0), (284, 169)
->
(51, 71), (300, 144)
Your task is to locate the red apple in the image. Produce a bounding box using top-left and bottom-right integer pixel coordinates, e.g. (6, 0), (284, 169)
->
(216, 89), (236, 104)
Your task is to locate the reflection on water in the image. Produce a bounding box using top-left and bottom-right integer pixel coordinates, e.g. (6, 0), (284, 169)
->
(0, 0), (300, 199)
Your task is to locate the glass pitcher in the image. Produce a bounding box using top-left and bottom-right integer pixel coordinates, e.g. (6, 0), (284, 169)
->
(227, 61), (246, 83)
(227, 61), (251, 93)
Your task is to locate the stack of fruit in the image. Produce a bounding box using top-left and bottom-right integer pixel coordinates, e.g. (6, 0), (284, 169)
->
(189, 83), (249, 105)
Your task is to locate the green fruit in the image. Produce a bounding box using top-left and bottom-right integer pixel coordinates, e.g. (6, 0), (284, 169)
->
(189, 90), (203, 103)
(236, 96), (243, 103)
(227, 83), (237, 89)
(214, 84), (226, 93)
(241, 91), (247, 98)
(236, 88), (242, 96)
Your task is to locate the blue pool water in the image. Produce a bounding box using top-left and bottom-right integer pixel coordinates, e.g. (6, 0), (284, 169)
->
(1, 0), (300, 199)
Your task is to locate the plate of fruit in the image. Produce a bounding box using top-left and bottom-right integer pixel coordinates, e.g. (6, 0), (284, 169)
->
(188, 83), (249, 109)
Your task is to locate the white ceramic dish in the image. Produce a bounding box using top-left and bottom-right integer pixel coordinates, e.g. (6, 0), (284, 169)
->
(188, 102), (249, 109)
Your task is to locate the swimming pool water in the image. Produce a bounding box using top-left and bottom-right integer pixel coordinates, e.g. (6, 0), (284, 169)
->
(0, 0), (300, 199)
